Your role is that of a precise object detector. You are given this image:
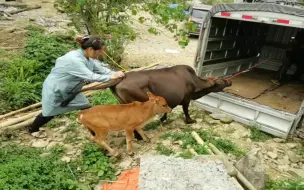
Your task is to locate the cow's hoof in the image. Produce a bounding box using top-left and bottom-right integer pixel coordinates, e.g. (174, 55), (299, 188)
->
(185, 119), (197, 124)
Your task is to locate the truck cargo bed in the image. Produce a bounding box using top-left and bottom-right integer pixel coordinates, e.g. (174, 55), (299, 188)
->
(224, 68), (304, 114)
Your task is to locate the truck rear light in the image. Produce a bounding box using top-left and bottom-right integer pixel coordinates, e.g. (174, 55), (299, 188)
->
(242, 15), (253, 20)
(221, 12), (231, 17)
(277, 19), (289, 24)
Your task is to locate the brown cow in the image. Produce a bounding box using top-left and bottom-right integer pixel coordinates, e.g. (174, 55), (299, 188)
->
(110, 65), (231, 123)
(110, 65), (232, 139)
(77, 92), (171, 157)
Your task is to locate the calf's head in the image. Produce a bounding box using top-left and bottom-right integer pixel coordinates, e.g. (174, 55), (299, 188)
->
(147, 92), (172, 114)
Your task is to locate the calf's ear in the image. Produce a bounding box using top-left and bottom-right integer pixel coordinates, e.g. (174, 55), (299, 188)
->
(147, 92), (155, 99)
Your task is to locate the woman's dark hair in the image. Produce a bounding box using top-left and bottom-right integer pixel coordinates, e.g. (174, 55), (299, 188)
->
(75, 35), (105, 50)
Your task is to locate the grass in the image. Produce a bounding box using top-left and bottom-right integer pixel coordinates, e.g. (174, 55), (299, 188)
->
(144, 121), (161, 131)
(0, 142), (117, 190)
(155, 145), (175, 156)
(178, 150), (193, 159)
(160, 129), (246, 158)
(160, 129), (197, 149)
(90, 89), (119, 106)
(265, 178), (304, 190)
(250, 125), (273, 142)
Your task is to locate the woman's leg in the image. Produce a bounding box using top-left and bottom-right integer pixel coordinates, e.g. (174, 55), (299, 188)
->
(27, 113), (54, 133)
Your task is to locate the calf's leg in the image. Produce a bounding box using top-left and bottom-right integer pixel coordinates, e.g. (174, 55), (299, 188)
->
(135, 126), (150, 142)
(125, 129), (135, 156)
(91, 130), (119, 157)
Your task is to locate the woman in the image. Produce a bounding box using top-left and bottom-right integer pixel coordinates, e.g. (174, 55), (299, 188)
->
(27, 35), (125, 133)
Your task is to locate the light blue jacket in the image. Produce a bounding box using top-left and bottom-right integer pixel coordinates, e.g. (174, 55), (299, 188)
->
(41, 49), (116, 116)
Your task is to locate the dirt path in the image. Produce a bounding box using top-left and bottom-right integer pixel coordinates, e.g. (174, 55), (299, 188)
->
(121, 11), (198, 68)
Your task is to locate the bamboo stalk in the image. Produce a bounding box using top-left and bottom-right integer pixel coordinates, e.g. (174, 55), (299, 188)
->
(0, 62), (161, 123)
(191, 131), (256, 190)
(0, 118), (35, 135)
(191, 131), (212, 154)
(0, 110), (41, 128)
(0, 102), (42, 120)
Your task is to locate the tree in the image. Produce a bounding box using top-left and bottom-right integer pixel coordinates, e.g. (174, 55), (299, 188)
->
(54, 0), (196, 64)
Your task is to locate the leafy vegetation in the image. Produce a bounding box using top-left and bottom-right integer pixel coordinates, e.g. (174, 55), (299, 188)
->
(161, 129), (246, 158)
(0, 25), (76, 114)
(144, 120), (161, 131)
(0, 144), (80, 190)
(0, 142), (116, 190)
(90, 89), (119, 106)
(250, 125), (273, 142)
(265, 178), (304, 190)
(155, 144), (175, 156)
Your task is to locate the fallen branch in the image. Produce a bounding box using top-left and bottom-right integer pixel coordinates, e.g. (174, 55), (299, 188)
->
(8, 5), (41, 15)
(0, 110), (41, 128)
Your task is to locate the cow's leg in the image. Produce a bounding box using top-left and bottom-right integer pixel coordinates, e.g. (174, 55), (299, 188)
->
(182, 99), (196, 124)
(135, 126), (150, 142)
(125, 129), (135, 156)
(91, 130), (119, 157)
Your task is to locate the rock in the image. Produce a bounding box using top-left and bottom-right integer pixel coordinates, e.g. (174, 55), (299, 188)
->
(61, 156), (71, 163)
(286, 143), (298, 149)
(287, 151), (302, 163)
(235, 148), (265, 190)
(190, 124), (202, 129)
(220, 116), (233, 124)
(267, 152), (278, 159)
(205, 117), (222, 125)
(278, 156), (290, 165)
(111, 137), (126, 146)
(196, 119), (203, 123)
(287, 168), (304, 178)
(40, 152), (51, 158)
(278, 165), (289, 171)
(46, 141), (60, 149)
(63, 144), (73, 152)
(162, 140), (171, 147)
(67, 150), (77, 155)
(229, 122), (244, 129)
(119, 157), (133, 170)
(273, 138), (285, 143)
(32, 139), (49, 148)
(210, 113), (226, 120)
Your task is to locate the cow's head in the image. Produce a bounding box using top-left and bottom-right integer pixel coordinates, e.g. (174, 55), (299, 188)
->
(147, 92), (172, 113)
(195, 75), (218, 91)
(208, 78), (232, 92)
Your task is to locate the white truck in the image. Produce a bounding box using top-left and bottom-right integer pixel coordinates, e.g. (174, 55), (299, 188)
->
(193, 3), (304, 138)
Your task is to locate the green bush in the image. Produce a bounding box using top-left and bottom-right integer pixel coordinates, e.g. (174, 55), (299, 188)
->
(0, 26), (76, 114)
(0, 143), (117, 190)
(0, 145), (80, 190)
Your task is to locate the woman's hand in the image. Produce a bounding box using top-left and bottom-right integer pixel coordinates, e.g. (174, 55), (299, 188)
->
(111, 71), (125, 80)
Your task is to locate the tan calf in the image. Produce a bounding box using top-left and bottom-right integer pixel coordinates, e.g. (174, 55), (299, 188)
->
(77, 92), (172, 156)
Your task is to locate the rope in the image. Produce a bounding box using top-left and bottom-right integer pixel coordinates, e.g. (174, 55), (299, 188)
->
(103, 51), (129, 71)
(224, 59), (270, 80)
